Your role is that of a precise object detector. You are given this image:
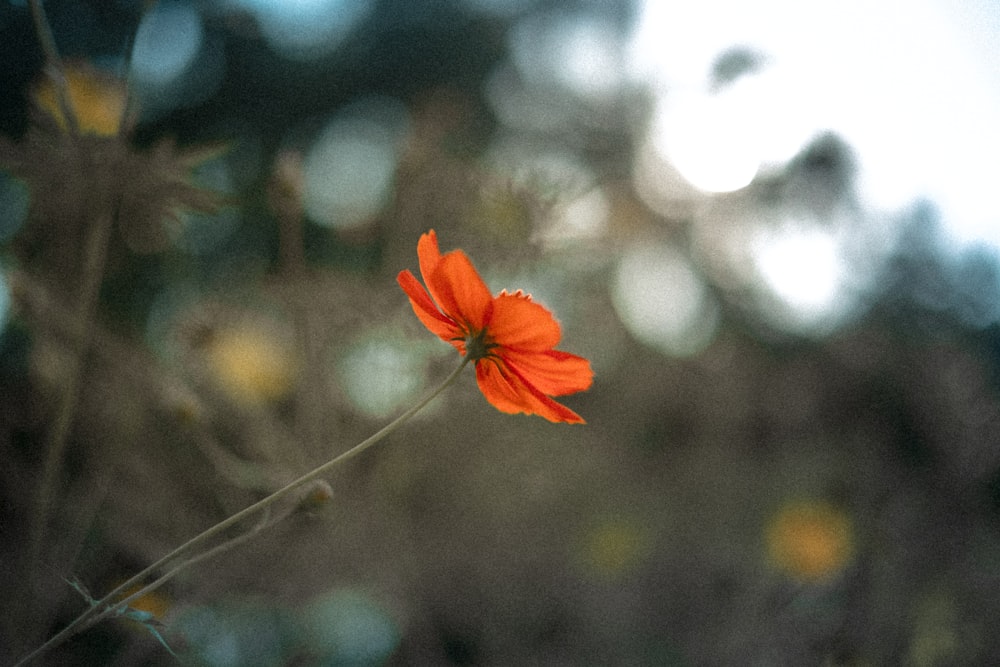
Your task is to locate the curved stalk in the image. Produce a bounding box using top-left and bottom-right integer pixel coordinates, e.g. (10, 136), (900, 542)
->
(15, 356), (470, 666)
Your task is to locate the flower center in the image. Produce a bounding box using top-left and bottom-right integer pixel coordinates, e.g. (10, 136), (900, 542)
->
(464, 329), (496, 361)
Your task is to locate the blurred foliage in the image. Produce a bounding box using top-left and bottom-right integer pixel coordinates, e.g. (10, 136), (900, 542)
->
(2, 1), (1000, 665)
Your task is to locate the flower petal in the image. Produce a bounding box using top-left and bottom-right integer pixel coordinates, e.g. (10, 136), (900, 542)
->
(500, 348), (593, 396)
(416, 230), (494, 331)
(426, 250), (494, 331)
(487, 291), (561, 351)
(397, 269), (462, 345)
(476, 357), (585, 424)
(416, 230), (443, 286)
(474, 358), (526, 412)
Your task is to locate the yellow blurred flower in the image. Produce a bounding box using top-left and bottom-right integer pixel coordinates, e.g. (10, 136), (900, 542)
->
(581, 516), (647, 576)
(766, 500), (853, 582)
(32, 63), (127, 137)
(205, 323), (297, 404)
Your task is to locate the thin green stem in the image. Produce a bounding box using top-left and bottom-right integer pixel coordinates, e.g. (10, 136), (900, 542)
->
(121, 507), (271, 606)
(59, 504), (279, 651)
(14, 356), (471, 667)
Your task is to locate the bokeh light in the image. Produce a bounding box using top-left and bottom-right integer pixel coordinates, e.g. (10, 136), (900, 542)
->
(131, 1), (224, 116)
(580, 515), (648, 578)
(226, 0), (373, 61)
(766, 500), (854, 582)
(626, 0), (1000, 252)
(336, 335), (424, 419)
(177, 206), (241, 257)
(132, 2), (203, 88)
(750, 222), (853, 334)
(463, 0), (539, 18)
(301, 589), (399, 664)
(545, 185), (609, 246)
(0, 173), (29, 244)
(302, 97), (409, 230)
(175, 602), (294, 667)
(642, 61), (817, 194)
(647, 91), (758, 194)
(611, 242), (719, 357)
(509, 11), (625, 101)
(174, 158), (240, 255)
(206, 321), (298, 404)
(485, 63), (566, 133)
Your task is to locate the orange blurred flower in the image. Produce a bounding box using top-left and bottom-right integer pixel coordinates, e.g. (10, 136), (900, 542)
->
(398, 230), (593, 423)
(767, 500), (854, 582)
(117, 583), (172, 620)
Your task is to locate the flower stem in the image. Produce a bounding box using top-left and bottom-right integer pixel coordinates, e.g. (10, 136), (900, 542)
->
(52, 504), (281, 655)
(14, 356), (471, 667)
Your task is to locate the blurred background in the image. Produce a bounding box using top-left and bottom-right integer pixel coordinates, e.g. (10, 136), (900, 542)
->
(2, 0), (1000, 664)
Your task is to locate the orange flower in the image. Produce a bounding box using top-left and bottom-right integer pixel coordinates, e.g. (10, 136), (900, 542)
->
(398, 230), (593, 423)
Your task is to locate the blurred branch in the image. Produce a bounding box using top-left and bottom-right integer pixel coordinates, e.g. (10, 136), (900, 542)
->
(269, 150), (327, 457)
(28, 0), (79, 137)
(271, 151), (306, 277)
(26, 205), (116, 563)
